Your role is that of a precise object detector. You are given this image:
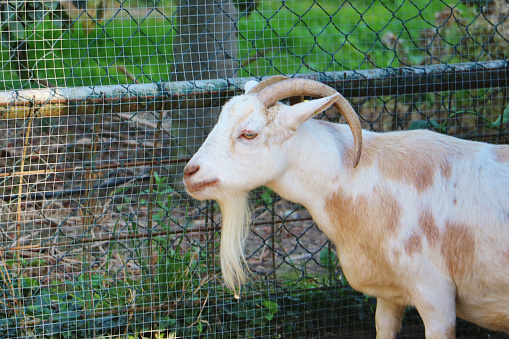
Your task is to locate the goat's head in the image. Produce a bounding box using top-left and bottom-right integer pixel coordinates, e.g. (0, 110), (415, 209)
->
(183, 77), (362, 293)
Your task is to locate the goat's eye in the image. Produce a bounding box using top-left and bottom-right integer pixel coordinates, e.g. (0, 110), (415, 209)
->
(241, 131), (258, 140)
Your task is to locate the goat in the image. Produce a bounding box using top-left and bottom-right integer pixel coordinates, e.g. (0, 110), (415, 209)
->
(183, 76), (509, 338)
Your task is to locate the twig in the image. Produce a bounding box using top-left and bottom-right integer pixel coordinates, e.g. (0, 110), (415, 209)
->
(0, 175), (149, 201)
(0, 250), (19, 315)
(115, 112), (171, 130)
(187, 294), (209, 328)
(34, 78), (56, 88)
(6, 217), (315, 252)
(115, 65), (140, 84)
(119, 138), (155, 148)
(241, 48), (273, 67)
(90, 241), (109, 250)
(14, 97), (39, 319)
(0, 157), (191, 179)
(76, 135), (156, 148)
(17, 99), (37, 249)
(147, 102), (166, 325)
(84, 94), (105, 322)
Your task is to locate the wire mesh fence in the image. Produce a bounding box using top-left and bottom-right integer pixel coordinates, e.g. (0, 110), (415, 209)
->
(0, 0), (508, 338)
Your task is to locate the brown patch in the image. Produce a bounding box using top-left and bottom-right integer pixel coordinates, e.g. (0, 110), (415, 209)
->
(324, 188), (402, 293)
(494, 145), (509, 162)
(346, 130), (478, 192)
(325, 188), (401, 243)
(404, 233), (422, 255)
(419, 209), (439, 247)
(439, 160), (452, 179)
(379, 188), (402, 234)
(441, 222), (475, 278)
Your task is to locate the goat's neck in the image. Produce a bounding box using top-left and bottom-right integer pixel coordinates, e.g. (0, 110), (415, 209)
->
(266, 120), (381, 270)
(266, 119), (352, 217)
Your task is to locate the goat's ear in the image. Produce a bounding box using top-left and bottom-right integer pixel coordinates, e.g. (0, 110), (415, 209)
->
(277, 93), (340, 131)
(244, 81), (258, 94)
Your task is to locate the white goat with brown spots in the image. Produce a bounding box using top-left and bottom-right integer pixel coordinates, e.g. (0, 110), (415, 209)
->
(183, 76), (509, 338)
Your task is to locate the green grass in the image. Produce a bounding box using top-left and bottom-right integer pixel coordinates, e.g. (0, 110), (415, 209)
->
(0, 14), (175, 90)
(237, 0), (476, 76)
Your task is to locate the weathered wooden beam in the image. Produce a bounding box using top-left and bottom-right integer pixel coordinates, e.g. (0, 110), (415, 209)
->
(0, 60), (507, 119)
(319, 60), (509, 97)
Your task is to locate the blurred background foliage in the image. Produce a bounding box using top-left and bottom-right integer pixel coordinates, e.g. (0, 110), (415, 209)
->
(0, 0), (506, 90)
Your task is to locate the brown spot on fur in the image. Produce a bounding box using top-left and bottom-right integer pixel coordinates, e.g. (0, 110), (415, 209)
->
(404, 209), (439, 255)
(419, 209), (439, 247)
(441, 222), (475, 278)
(439, 161), (452, 179)
(325, 188), (401, 243)
(346, 130), (478, 192)
(324, 188), (402, 293)
(380, 188), (402, 234)
(494, 145), (509, 162)
(405, 233), (422, 255)
(393, 250), (401, 261)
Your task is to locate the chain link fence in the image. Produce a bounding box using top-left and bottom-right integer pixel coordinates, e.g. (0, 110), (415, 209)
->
(0, 0), (508, 338)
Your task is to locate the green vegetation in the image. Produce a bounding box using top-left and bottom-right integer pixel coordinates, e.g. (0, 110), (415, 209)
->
(0, 255), (285, 338)
(238, 0), (495, 75)
(1, 0), (504, 90)
(0, 0), (174, 90)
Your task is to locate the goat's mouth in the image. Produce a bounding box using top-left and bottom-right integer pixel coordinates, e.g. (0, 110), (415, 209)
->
(185, 178), (220, 194)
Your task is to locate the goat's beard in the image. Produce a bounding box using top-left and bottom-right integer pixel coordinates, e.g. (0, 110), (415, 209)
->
(218, 195), (251, 296)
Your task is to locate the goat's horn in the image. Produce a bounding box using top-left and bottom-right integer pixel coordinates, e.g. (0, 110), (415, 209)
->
(257, 78), (362, 168)
(246, 75), (303, 105)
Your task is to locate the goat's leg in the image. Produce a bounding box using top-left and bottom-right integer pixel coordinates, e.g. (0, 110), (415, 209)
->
(413, 285), (456, 339)
(375, 298), (406, 339)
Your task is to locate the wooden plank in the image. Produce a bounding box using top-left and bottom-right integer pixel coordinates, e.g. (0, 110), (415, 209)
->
(0, 60), (507, 119)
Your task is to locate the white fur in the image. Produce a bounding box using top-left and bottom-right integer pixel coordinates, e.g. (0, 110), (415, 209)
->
(184, 81), (509, 338)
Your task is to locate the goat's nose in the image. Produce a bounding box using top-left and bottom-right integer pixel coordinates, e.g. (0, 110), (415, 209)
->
(184, 164), (200, 177)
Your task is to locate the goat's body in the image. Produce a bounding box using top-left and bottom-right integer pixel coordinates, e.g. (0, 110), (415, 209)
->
(268, 120), (509, 334)
(184, 80), (509, 338)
